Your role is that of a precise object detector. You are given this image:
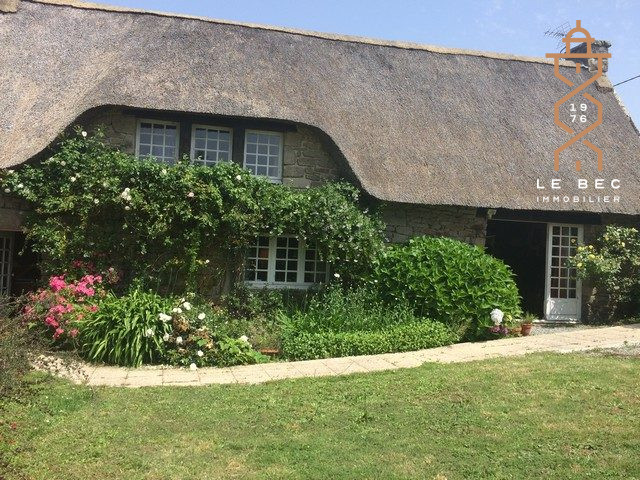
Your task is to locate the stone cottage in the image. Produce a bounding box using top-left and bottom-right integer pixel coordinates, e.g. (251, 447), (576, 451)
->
(1, 0), (639, 321)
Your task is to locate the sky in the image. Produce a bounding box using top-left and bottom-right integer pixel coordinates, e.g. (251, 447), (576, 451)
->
(103, 0), (640, 124)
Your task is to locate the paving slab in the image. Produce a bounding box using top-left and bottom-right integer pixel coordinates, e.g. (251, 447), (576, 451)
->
(35, 323), (640, 387)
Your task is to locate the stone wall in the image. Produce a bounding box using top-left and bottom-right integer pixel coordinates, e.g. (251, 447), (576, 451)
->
(282, 126), (340, 188)
(81, 107), (340, 188)
(82, 107), (137, 154)
(382, 203), (487, 246)
(0, 194), (29, 231)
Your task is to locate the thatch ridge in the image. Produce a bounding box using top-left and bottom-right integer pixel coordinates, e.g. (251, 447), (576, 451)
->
(29, 0), (576, 67)
(1, 0), (639, 214)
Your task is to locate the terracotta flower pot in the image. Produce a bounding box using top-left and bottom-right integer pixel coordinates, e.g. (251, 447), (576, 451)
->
(521, 323), (533, 336)
(259, 348), (280, 357)
(509, 326), (522, 335)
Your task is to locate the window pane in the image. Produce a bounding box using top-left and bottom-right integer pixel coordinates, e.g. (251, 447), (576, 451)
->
(138, 121), (178, 163)
(190, 126), (232, 166)
(244, 131), (282, 180)
(244, 236), (270, 282)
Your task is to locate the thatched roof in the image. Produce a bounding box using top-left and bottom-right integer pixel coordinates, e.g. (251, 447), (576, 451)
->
(1, 0), (639, 213)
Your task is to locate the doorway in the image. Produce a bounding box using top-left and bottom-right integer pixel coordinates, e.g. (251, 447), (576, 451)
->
(485, 220), (547, 318)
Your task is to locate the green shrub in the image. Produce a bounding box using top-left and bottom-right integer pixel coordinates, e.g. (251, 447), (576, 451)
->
(367, 236), (521, 339)
(213, 337), (269, 367)
(145, 294), (270, 368)
(78, 286), (175, 366)
(281, 320), (458, 360)
(573, 225), (640, 321)
(279, 285), (459, 360)
(287, 284), (427, 333)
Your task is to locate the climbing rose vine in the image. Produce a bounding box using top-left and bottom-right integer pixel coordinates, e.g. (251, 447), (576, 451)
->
(1, 129), (384, 293)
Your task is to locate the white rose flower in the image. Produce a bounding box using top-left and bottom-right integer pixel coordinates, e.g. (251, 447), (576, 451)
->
(7, 169), (14, 174)
(158, 313), (172, 322)
(144, 328), (154, 338)
(235, 174), (242, 181)
(187, 192), (195, 198)
(175, 336), (183, 345)
(197, 350), (204, 357)
(3, 188), (10, 194)
(17, 183), (23, 189)
(124, 205), (131, 211)
(239, 335), (249, 343)
(162, 333), (170, 342)
(189, 363), (197, 371)
(60, 161), (66, 166)
(81, 131), (88, 137)
(70, 177), (77, 182)
(182, 302), (192, 311)
(333, 273), (340, 279)
(197, 312), (206, 320)
(490, 308), (504, 326)
(172, 307), (183, 314)
(93, 199), (99, 204)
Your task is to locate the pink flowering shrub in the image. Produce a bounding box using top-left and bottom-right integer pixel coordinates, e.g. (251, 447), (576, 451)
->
(23, 273), (105, 344)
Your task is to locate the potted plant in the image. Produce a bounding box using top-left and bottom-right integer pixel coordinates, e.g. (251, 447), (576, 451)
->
(520, 312), (536, 336)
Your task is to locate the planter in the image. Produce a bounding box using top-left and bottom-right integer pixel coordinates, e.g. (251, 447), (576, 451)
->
(259, 348), (281, 357)
(509, 326), (522, 335)
(521, 323), (533, 336)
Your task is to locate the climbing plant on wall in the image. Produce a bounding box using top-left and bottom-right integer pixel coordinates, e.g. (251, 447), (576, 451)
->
(1, 130), (385, 294)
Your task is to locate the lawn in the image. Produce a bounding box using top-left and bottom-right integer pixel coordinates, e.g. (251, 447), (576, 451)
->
(2, 352), (640, 480)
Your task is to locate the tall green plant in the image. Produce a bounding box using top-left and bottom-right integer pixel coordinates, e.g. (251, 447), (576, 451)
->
(366, 236), (521, 339)
(79, 286), (175, 366)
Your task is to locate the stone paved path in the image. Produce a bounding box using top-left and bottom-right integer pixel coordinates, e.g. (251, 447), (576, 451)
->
(37, 324), (640, 387)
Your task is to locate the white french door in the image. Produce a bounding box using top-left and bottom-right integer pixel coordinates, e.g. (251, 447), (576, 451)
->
(544, 224), (583, 322)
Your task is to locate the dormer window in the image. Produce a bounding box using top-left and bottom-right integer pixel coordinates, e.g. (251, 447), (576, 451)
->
(136, 120), (179, 164)
(243, 130), (283, 182)
(191, 125), (232, 166)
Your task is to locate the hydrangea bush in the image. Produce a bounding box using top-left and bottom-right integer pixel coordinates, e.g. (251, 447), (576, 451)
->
(161, 295), (269, 368)
(365, 236), (522, 339)
(1, 129), (384, 294)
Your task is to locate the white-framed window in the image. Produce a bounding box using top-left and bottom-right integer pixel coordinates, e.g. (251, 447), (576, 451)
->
(136, 120), (179, 164)
(0, 233), (13, 295)
(244, 236), (328, 288)
(190, 125), (233, 166)
(243, 130), (283, 182)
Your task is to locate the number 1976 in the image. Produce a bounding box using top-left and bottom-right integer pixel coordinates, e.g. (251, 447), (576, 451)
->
(569, 103), (587, 123)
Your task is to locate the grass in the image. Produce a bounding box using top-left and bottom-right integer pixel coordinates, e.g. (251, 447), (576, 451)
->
(2, 353), (640, 479)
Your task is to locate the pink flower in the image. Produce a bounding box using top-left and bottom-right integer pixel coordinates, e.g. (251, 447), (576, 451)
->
(48, 303), (73, 315)
(73, 283), (95, 297)
(88, 305), (98, 313)
(49, 276), (66, 292)
(69, 329), (79, 338)
(44, 316), (59, 328)
(53, 327), (64, 339)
